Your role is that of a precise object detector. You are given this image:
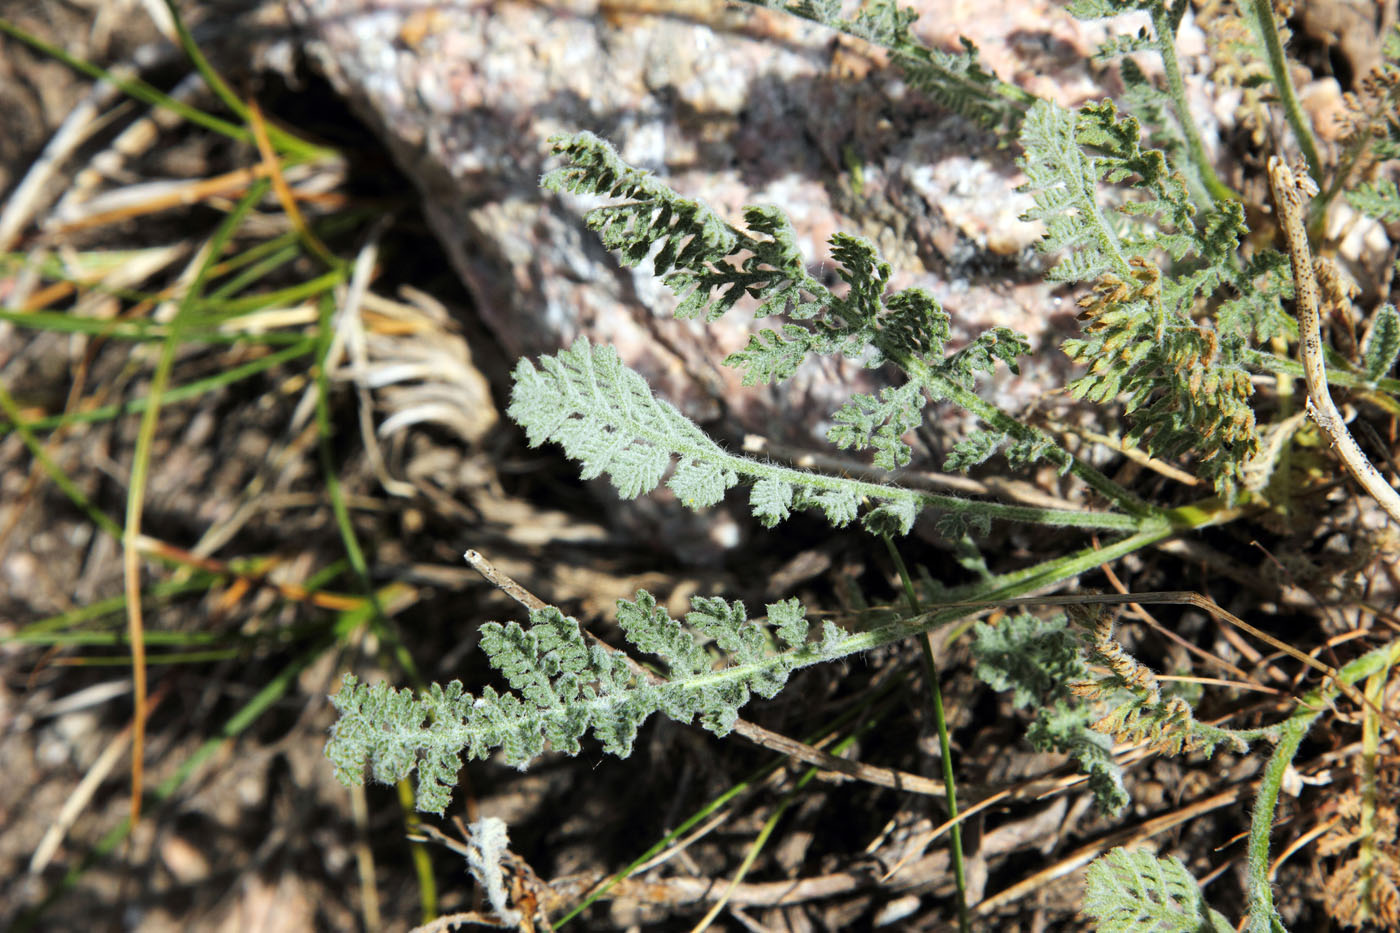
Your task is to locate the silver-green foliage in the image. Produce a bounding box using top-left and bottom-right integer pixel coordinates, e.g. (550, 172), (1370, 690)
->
(1363, 305), (1400, 381)
(327, 591), (842, 813)
(508, 337), (1142, 536)
(541, 130), (1154, 516)
(1082, 848), (1233, 933)
(542, 132), (1018, 393)
(544, 133), (1007, 450)
(971, 613), (1128, 815)
(1018, 96), (1288, 493)
(325, 1), (1400, 928)
(1349, 180), (1400, 221)
(744, 0), (1034, 134)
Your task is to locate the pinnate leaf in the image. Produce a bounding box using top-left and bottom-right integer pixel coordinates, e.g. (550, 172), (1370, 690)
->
(329, 591), (819, 812)
(827, 381), (928, 470)
(508, 338), (738, 504)
(1083, 848), (1233, 932)
(1364, 304), (1400, 381)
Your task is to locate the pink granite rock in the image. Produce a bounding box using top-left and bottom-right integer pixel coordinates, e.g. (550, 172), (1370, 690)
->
(288, 0), (1197, 475)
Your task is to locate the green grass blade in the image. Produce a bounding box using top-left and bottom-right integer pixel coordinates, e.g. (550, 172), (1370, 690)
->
(121, 178), (270, 824)
(0, 381), (123, 538)
(312, 294), (422, 684)
(0, 17), (248, 142)
(7, 578), (218, 638)
(158, 0), (326, 160)
(0, 338), (317, 436)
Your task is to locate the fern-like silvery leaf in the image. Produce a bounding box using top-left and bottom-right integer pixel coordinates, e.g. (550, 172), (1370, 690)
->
(1019, 96), (1268, 493)
(1092, 29), (1154, 61)
(972, 614), (1085, 707)
(745, 0), (1031, 134)
(1365, 305), (1400, 381)
(1020, 96), (1211, 285)
(736, 207), (835, 321)
(1115, 56), (1211, 207)
(1005, 433), (1057, 469)
(861, 497), (918, 537)
(800, 487), (862, 528)
(944, 430), (1004, 472)
(614, 589), (710, 678)
(942, 327), (1030, 389)
(326, 677), (479, 814)
(328, 591), (822, 812)
(508, 337), (738, 505)
(1348, 179), (1400, 222)
(768, 598), (809, 649)
(972, 614), (1129, 814)
(827, 381), (927, 470)
(480, 611), (643, 760)
(684, 596), (768, 667)
(669, 457), (738, 510)
(545, 132), (957, 386)
(1083, 848), (1233, 933)
(749, 476), (795, 527)
(1027, 702), (1128, 815)
(510, 338), (1085, 535)
(726, 326), (819, 387)
(1019, 100), (1131, 283)
(1215, 250), (1293, 344)
(542, 131), (737, 279)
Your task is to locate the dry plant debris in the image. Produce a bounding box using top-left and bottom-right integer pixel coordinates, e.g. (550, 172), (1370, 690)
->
(2, 1), (1400, 932)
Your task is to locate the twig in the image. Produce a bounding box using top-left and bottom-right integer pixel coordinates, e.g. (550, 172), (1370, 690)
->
(0, 65), (129, 251)
(1267, 155), (1400, 527)
(1096, 554), (1259, 686)
(974, 786), (1246, 916)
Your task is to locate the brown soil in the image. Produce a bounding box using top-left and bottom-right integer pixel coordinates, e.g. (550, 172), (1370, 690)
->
(2, 3), (1399, 932)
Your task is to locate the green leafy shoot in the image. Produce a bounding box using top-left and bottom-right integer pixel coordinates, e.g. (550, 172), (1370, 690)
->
(1082, 848), (1234, 933)
(1018, 98), (1284, 493)
(1348, 179), (1400, 222)
(1068, 607), (1251, 761)
(972, 613), (1128, 814)
(1339, 25), (1400, 219)
(327, 591), (846, 813)
(508, 338), (1146, 536)
(738, 0), (1035, 135)
(542, 132), (962, 382)
(543, 131), (1156, 515)
(1066, 0), (1237, 205)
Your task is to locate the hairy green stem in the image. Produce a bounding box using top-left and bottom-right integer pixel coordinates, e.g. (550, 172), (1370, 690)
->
(1244, 639), (1400, 932)
(1242, 0), (1323, 187)
(1245, 348), (1400, 394)
(903, 357), (1159, 519)
(711, 436), (1148, 531)
(663, 527), (1178, 701)
(1150, 1), (1239, 203)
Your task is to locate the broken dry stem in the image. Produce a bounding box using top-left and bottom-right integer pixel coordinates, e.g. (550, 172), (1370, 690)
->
(1267, 155), (1400, 526)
